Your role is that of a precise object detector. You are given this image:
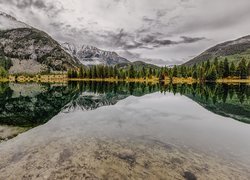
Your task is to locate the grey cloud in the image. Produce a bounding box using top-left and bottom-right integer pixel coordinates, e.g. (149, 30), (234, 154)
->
(156, 9), (169, 18)
(1, 0), (248, 65)
(139, 35), (205, 48)
(142, 16), (155, 23)
(143, 58), (184, 66)
(118, 50), (183, 66)
(118, 50), (141, 59)
(1, 0), (64, 17)
(180, 36), (206, 43)
(49, 22), (65, 28)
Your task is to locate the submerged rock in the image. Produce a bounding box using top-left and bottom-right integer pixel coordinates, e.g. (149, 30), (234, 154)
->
(117, 149), (136, 164)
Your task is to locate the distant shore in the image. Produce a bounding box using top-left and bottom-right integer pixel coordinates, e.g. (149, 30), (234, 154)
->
(0, 75), (250, 84)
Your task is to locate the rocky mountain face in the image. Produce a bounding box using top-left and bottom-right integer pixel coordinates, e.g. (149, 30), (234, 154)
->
(0, 11), (156, 74)
(184, 35), (250, 66)
(61, 42), (130, 66)
(0, 12), (79, 74)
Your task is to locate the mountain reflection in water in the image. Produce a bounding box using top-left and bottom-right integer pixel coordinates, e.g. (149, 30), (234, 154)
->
(0, 82), (249, 128)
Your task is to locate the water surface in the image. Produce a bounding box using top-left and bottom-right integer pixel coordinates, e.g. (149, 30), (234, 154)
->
(0, 82), (249, 179)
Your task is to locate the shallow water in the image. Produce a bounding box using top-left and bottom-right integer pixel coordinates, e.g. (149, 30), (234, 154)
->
(0, 82), (250, 179)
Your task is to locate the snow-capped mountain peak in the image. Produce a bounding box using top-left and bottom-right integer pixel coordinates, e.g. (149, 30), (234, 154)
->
(61, 42), (130, 66)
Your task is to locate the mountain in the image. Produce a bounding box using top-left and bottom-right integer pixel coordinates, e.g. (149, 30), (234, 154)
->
(0, 11), (31, 30)
(116, 60), (159, 70)
(61, 42), (130, 66)
(0, 12), (79, 74)
(184, 35), (250, 66)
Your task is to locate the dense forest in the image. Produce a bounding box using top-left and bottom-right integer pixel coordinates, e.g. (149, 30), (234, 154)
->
(0, 54), (249, 81)
(67, 58), (250, 81)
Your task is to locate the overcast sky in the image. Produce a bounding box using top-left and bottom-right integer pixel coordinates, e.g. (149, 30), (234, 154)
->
(0, 0), (250, 65)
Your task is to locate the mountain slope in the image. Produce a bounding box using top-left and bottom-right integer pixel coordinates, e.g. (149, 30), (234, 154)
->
(0, 12), (80, 74)
(184, 35), (250, 66)
(61, 42), (130, 66)
(0, 28), (79, 73)
(116, 60), (159, 71)
(0, 11), (31, 30)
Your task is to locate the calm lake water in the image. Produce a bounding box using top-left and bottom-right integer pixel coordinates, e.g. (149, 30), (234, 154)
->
(0, 82), (250, 179)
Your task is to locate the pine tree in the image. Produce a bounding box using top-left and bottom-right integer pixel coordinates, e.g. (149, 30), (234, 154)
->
(172, 65), (178, 77)
(205, 60), (210, 71)
(214, 57), (219, 73)
(0, 66), (7, 77)
(129, 65), (135, 78)
(247, 62), (250, 77)
(79, 66), (84, 78)
(237, 58), (248, 79)
(205, 66), (217, 81)
(223, 58), (230, 78)
(218, 61), (224, 78)
(192, 70), (198, 79)
(67, 69), (72, 78)
(198, 66), (205, 81)
(230, 62), (236, 77)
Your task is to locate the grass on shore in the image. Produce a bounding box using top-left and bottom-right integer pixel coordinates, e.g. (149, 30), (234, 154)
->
(0, 75), (250, 84)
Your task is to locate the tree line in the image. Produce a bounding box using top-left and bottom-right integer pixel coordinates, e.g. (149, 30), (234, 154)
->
(67, 57), (250, 81)
(0, 54), (12, 78)
(67, 65), (159, 79)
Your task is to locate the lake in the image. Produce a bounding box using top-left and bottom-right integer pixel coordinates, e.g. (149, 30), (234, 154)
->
(0, 82), (250, 179)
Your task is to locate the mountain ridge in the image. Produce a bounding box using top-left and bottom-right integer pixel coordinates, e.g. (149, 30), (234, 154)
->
(0, 12), (81, 73)
(0, 11), (31, 30)
(61, 42), (130, 66)
(184, 35), (250, 66)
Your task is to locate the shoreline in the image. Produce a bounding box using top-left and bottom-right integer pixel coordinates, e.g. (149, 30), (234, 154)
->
(0, 75), (250, 84)
(0, 125), (30, 143)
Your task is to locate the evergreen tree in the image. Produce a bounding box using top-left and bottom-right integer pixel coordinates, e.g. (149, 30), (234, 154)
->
(214, 57), (219, 69)
(223, 58), (230, 78)
(218, 61), (224, 78)
(192, 70), (198, 79)
(237, 58), (248, 79)
(79, 66), (84, 78)
(230, 62), (236, 77)
(247, 62), (250, 77)
(198, 66), (205, 81)
(141, 67), (146, 78)
(0, 66), (7, 77)
(129, 65), (135, 78)
(67, 69), (72, 78)
(205, 66), (217, 81)
(172, 65), (178, 77)
(205, 60), (210, 71)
